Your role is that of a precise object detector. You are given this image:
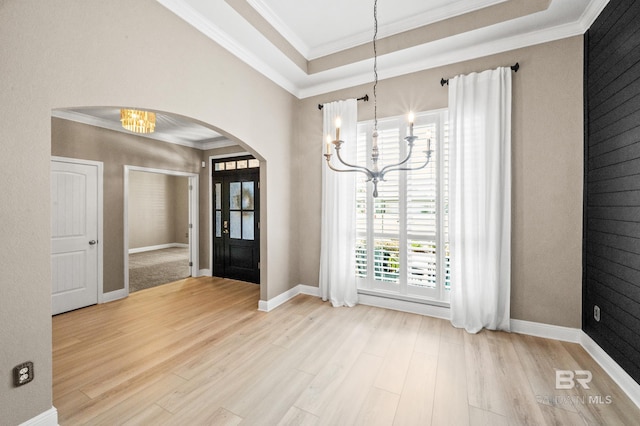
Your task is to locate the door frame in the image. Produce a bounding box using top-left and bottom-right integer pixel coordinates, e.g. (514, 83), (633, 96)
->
(212, 166), (260, 283)
(123, 165), (199, 295)
(208, 152), (252, 277)
(51, 156), (105, 303)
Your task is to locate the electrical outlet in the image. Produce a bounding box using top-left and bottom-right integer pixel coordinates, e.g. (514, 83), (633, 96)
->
(13, 361), (34, 387)
(594, 305), (601, 322)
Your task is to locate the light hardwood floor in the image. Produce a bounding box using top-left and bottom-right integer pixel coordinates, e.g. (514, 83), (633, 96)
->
(53, 277), (639, 425)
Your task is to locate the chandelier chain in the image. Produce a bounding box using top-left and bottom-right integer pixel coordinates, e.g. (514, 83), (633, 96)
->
(323, 0), (431, 198)
(373, 0), (378, 131)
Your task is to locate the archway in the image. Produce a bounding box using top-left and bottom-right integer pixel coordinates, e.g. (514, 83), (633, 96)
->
(51, 106), (266, 302)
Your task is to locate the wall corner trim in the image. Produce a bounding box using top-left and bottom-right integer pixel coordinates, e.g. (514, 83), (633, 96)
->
(580, 331), (640, 409)
(19, 407), (58, 426)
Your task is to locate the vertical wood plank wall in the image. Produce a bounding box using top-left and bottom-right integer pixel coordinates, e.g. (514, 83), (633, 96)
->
(584, 0), (640, 385)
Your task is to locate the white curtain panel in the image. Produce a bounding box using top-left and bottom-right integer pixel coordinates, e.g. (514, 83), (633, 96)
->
(319, 99), (358, 307)
(448, 67), (512, 333)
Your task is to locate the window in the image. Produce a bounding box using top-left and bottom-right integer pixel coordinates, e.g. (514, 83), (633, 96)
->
(355, 109), (450, 302)
(214, 158), (259, 171)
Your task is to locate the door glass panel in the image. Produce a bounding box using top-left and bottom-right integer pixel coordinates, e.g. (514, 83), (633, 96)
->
(230, 211), (241, 239)
(249, 159), (259, 168)
(237, 160), (248, 169)
(242, 212), (254, 240)
(215, 163), (224, 171)
(230, 182), (241, 210)
(225, 161), (236, 170)
(242, 182), (254, 210)
(215, 211), (222, 237)
(215, 183), (221, 210)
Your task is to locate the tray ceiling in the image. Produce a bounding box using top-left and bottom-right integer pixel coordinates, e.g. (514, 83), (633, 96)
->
(157, 0), (609, 98)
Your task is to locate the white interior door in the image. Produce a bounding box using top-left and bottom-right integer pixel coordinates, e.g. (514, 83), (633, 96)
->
(51, 159), (101, 315)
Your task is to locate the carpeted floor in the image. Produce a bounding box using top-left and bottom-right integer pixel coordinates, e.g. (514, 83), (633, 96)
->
(129, 247), (190, 293)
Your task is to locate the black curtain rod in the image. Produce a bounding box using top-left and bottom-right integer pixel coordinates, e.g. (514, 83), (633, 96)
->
(440, 62), (520, 87)
(318, 94), (369, 110)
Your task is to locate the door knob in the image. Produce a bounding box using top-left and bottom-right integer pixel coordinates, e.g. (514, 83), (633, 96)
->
(89, 240), (97, 245)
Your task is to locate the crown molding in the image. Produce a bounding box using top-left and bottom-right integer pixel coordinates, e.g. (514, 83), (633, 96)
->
(156, 0), (300, 96)
(578, 0), (610, 32)
(158, 0), (609, 99)
(247, 0), (311, 58)
(297, 8), (604, 99)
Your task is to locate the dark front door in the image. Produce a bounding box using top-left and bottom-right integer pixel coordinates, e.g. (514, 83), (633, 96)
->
(213, 161), (260, 284)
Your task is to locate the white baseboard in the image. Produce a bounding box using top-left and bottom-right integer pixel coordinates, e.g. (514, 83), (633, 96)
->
(101, 288), (127, 303)
(20, 407), (57, 426)
(358, 292), (451, 319)
(258, 285), (302, 312)
(580, 331), (640, 409)
(128, 243), (188, 254)
(198, 269), (211, 277)
(257, 284), (320, 312)
(299, 284), (320, 297)
(510, 319), (581, 343)
(505, 318), (640, 409)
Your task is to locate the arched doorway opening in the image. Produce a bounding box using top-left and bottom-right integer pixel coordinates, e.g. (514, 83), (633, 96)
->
(51, 106), (265, 306)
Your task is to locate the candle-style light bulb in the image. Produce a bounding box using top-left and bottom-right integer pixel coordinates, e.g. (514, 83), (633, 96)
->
(326, 134), (331, 154)
(408, 111), (415, 137)
(335, 117), (341, 141)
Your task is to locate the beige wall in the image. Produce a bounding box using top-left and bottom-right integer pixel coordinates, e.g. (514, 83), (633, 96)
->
(0, 0), (297, 423)
(128, 171), (189, 249)
(295, 36), (584, 329)
(130, 171), (173, 249)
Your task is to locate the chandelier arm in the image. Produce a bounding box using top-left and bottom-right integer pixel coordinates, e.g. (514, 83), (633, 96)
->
(380, 155), (432, 177)
(334, 145), (372, 175)
(324, 155), (373, 180)
(378, 141), (417, 177)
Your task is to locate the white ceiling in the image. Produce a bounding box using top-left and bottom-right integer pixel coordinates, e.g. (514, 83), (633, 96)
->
(55, 0), (608, 147)
(250, 0), (508, 59)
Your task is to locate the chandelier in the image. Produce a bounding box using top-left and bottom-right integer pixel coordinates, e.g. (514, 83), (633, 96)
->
(120, 109), (156, 134)
(324, 0), (432, 198)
